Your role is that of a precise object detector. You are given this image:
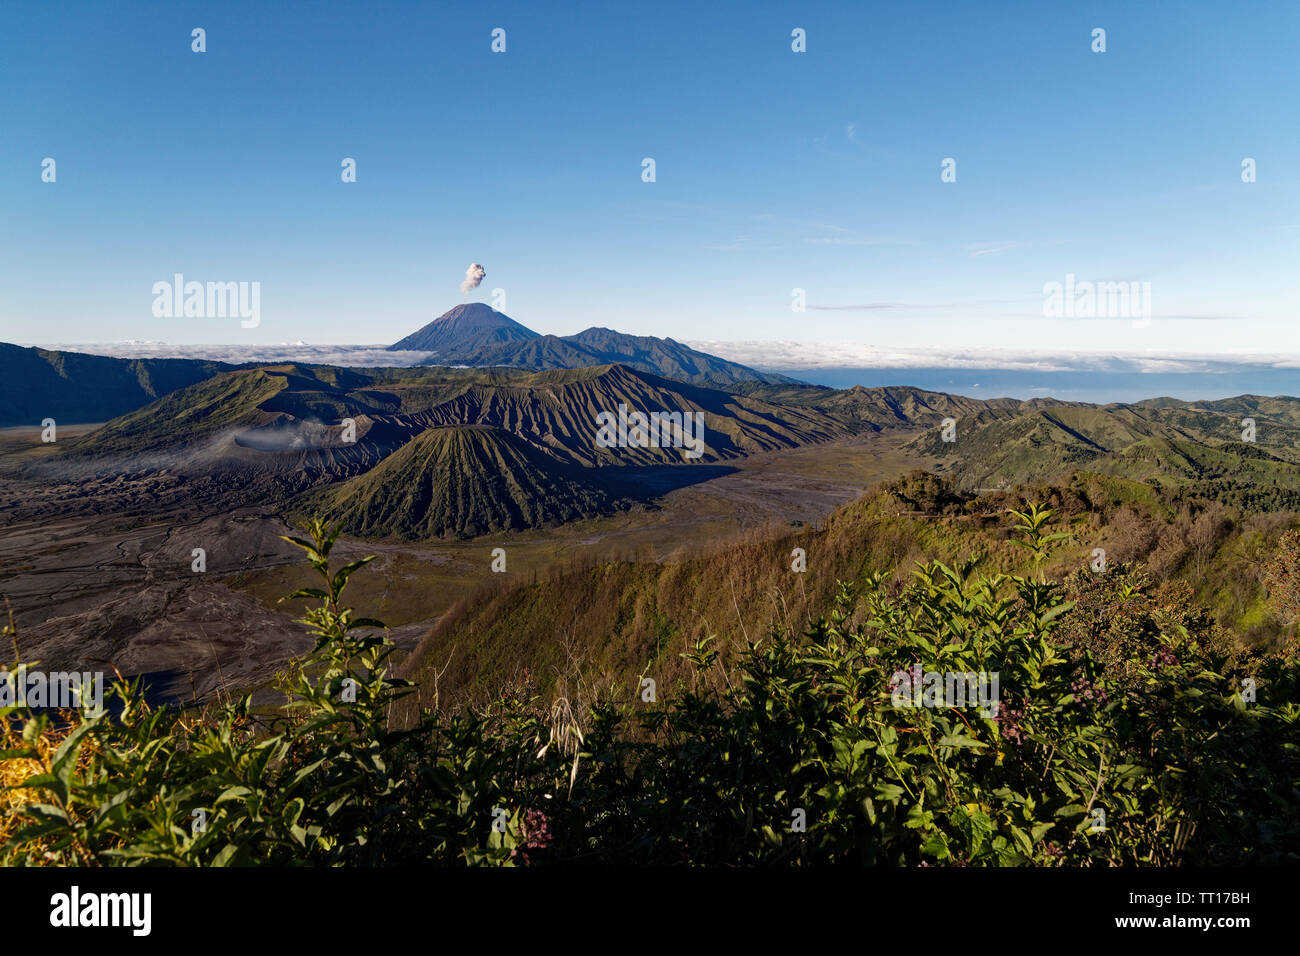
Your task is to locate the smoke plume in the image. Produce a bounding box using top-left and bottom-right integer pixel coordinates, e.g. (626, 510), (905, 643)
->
(460, 263), (486, 296)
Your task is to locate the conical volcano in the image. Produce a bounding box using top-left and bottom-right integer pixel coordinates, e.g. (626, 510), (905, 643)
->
(389, 303), (540, 355)
(388, 303), (797, 386)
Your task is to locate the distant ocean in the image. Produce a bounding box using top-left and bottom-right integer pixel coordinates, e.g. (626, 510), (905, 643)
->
(774, 367), (1300, 405)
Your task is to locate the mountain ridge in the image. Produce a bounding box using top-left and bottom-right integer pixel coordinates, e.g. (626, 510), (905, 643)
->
(0, 343), (232, 427)
(12, 337), (1300, 540)
(387, 303), (798, 387)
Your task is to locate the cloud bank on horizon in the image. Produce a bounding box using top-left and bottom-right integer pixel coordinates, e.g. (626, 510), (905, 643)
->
(30, 339), (1300, 378)
(686, 340), (1300, 374)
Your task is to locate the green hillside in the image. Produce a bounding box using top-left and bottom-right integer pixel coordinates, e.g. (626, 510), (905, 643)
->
(397, 466), (1298, 708)
(0, 343), (230, 427)
(407, 364), (847, 466)
(908, 399), (1300, 501)
(63, 368), (293, 455)
(299, 425), (626, 539)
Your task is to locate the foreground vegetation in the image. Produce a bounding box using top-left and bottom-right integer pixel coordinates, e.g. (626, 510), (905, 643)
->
(3, 506), (1298, 866)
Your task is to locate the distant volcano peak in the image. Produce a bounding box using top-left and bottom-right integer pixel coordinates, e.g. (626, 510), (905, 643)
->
(387, 304), (797, 387)
(389, 303), (540, 353)
(443, 302), (505, 319)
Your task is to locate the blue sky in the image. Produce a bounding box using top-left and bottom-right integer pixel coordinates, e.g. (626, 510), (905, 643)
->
(2, 0), (1296, 355)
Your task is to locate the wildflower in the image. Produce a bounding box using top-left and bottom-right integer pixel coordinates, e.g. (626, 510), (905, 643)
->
(888, 662), (921, 695)
(521, 809), (552, 850)
(1069, 675), (1109, 705)
(996, 701), (1026, 745)
(1151, 646), (1179, 669)
(509, 809), (553, 864)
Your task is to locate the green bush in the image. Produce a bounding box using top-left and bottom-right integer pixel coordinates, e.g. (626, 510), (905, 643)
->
(3, 509), (1297, 866)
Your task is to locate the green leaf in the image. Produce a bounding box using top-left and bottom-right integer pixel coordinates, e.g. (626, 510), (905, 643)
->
(278, 536), (322, 560)
(919, 831), (951, 860)
(331, 557), (376, 595)
(212, 844), (241, 867)
(50, 720), (94, 798)
(21, 802), (70, 823)
(991, 835), (1024, 866)
(961, 810), (994, 857)
(1009, 824), (1033, 857)
(905, 802), (934, 830)
(874, 783), (906, 802)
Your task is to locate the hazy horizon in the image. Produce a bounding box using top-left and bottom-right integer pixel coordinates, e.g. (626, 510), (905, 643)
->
(15, 334), (1300, 404)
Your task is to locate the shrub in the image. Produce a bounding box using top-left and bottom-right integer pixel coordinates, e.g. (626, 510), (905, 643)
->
(3, 510), (1297, 866)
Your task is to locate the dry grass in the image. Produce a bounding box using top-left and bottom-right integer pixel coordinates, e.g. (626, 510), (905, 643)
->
(396, 488), (990, 712)
(398, 469), (1291, 713)
(0, 711), (105, 854)
(0, 722), (55, 846)
(1, 599), (103, 856)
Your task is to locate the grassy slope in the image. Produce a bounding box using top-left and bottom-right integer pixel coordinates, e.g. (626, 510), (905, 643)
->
(907, 397), (1300, 498)
(0, 344), (231, 427)
(299, 425), (625, 539)
(63, 368), (292, 455)
(397, 467), (1297, 712)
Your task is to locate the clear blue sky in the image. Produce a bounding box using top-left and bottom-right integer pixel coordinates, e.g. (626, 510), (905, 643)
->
(2, 0), (1296, 353)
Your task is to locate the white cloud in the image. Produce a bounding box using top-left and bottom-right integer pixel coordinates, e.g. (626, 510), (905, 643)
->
(803, 236), (920, 247)
(34, 343), (436, 367)
(685, 339), (1300, 374)
(964, 239), (1066, 258)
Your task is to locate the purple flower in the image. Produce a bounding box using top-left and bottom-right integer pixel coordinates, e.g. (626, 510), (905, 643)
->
(521, 809), (552, 850)
(1151, 646), (1179, 669)
(508, 808), (553, 865)
(996, 702), (1026, 745)
(1070, 675), (1108, 705)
